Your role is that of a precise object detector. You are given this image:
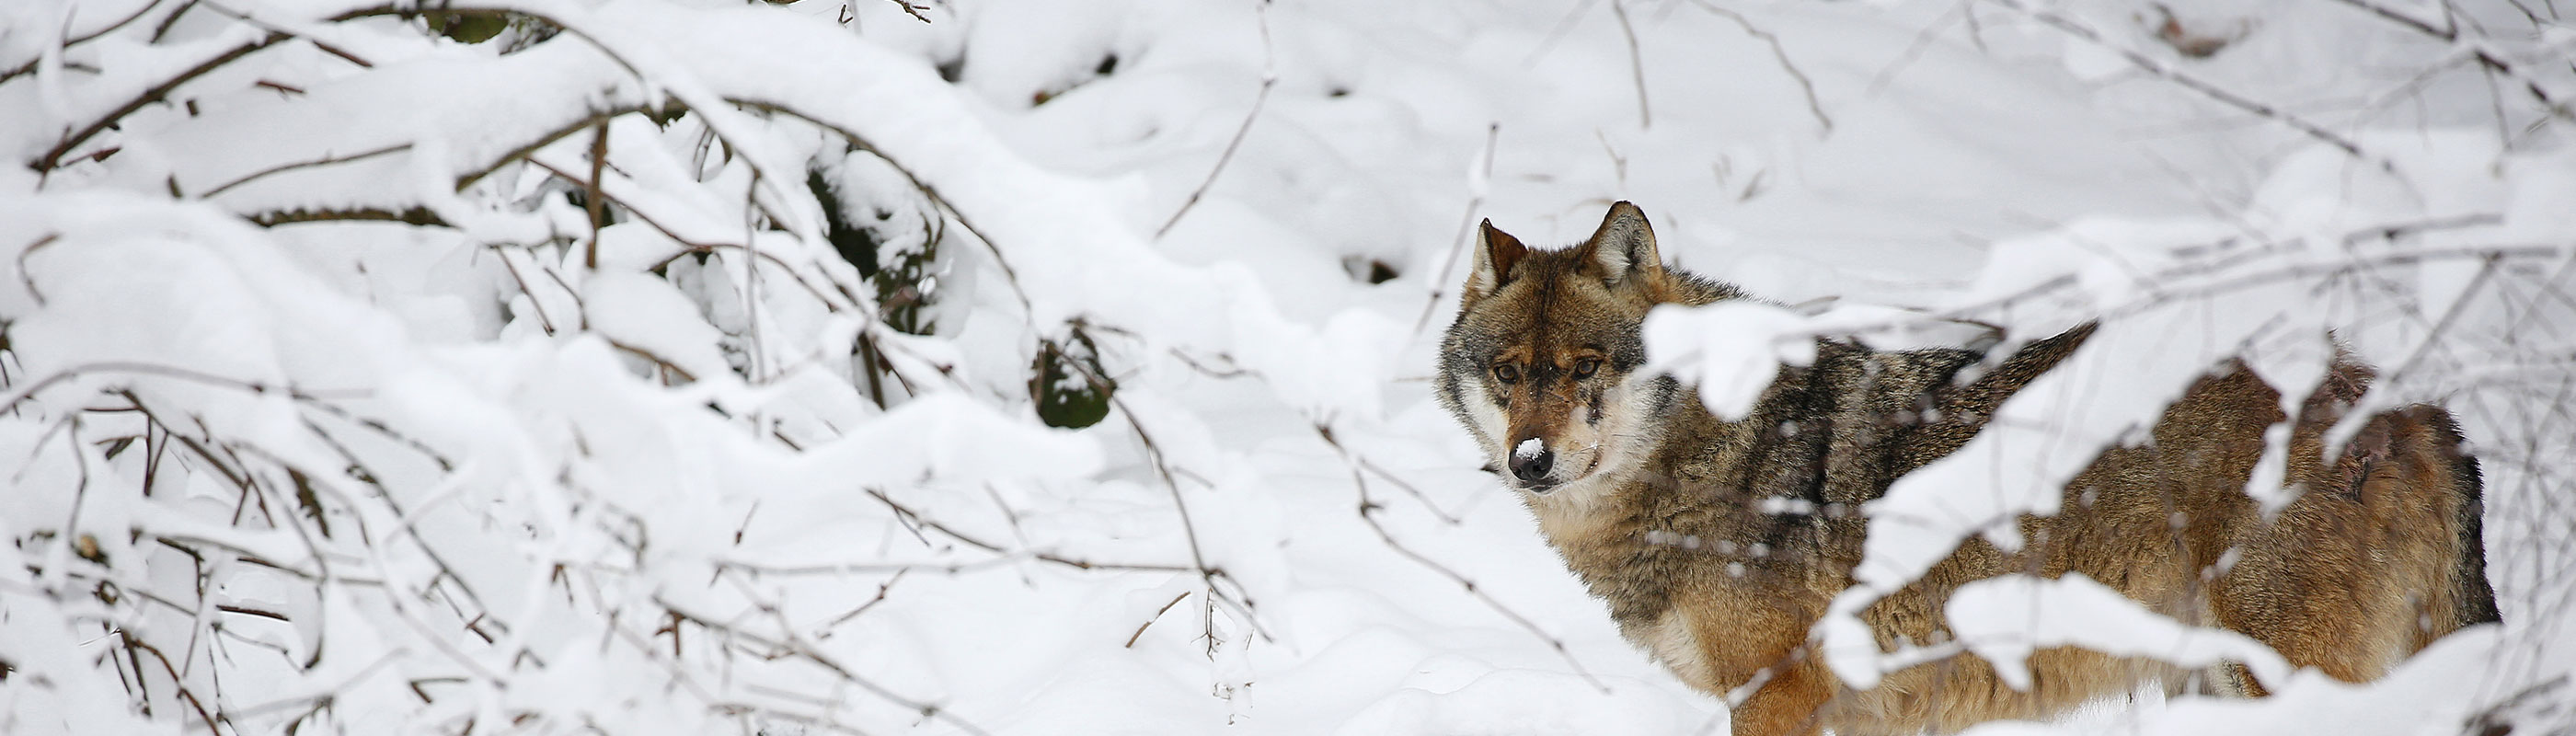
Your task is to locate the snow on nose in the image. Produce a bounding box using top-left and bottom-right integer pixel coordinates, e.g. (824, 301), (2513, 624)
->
(1509, 438), (1554, 482)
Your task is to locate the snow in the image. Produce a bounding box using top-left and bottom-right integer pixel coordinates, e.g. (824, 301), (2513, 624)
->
(1943, 574), (2294, 693)
(1512, 436), (1543, 460)
(2, 0), (2572, 735)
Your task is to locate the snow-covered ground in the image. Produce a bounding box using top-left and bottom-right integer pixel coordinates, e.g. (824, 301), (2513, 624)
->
(3, 0), (2573, 734)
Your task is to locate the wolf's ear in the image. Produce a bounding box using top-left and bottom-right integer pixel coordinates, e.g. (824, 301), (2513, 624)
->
(1581, 201), (1661, 285)
(1466, 219), (1528, 298)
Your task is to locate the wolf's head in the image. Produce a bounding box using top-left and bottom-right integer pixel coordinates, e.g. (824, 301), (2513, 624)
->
(1437, 202), (1734, 496)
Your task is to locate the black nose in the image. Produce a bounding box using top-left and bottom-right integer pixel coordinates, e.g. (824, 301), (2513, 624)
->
(1509, 448), (1554, 482)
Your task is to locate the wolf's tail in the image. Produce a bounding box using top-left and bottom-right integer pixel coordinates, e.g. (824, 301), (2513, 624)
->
(2436, 410), (2504, 627)
(2411, 406), (2503, 627)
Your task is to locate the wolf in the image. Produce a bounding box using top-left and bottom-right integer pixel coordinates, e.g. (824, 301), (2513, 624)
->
(1435, 201), (2501, 736)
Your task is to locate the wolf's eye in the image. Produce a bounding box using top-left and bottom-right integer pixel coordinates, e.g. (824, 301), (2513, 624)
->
(1493, 364), (1520, 384)
(1573, 358), (1601, 378)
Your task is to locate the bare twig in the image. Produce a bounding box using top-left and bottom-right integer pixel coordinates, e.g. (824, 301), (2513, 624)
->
(492, 246), (560, 335)
(453, 105), (667, 192)
(2317, 0), (2573, 121)
(1978, 0), (2384, 167)
(815, 569), (907, 635)
(884, 0), (932, 23)
(1685, 0), (1834, 135)
(0, 0), (171, 85)
(1356, 455), (1464, 525)
(1156, 6), (1275, 240)
(585, 123), (607, 270)
(658, 597), (995, 736)
(196, 144), (410, 199)
(1313, 422), (1608, 692)
(1123, 590), (1193, 648)
(1409, 123), (1502, 339)
(31, 33), (287, 173)
(726, 100), (1037, 316)
(193, 1), (375, 68)
(1524, 0), (1604, 66)
(6, 362), (453, 471)
(1869, 2), (1974, 96)
(1610, 0), (1651, 129)
(854, 489), (1193, 573)
(1072, 350), (1274, 652)
(520, 156), (843, 310)
(742, 167), (769, 383)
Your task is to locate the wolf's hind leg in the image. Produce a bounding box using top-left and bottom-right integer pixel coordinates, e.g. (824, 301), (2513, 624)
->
(1729, 657), (1832, 736)
(2216, 408), (2471, 687)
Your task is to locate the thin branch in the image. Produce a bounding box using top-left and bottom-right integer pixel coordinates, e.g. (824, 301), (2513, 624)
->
(1610, 0), (1651, 129)
(1979, 0), (2383, 167)
(6, 362), (452, 473)
(585, 122), (607, 270)
(119, 629), (231, 735)
(1123, 591), (1193, 648)
(247, 207), (446, 227)
(1409, 123), (1502, 339)
(453, 104), (664, 193)
(605, 338), (700, 383)
(1313, 422), (1608, 692)
(1156, 5), (1274, 239)
(1684, 0), (1833, 135)
(883, 0), (932, 23)
(2317, 0), (2573, 121)
(1156, 75), (1274, 239)
(1522, 0), (1604, 68)
(727, 101), (1036, 316)
(815, 569), (906, 635)
(1356, 455), (1463, 525)
(1868, 2), (1974, 96)
(520, 155), (844, 311)
(492, 246), (559, 335)
(0, 0), (170, 85)
(149, 0), (201, 42)
(854, 489), (1192, 573)
(196, 144), (409, 199)
(659, 596), (995, 736)
(1083, 355), (1273, 650)
(31, 32), (288, 173)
